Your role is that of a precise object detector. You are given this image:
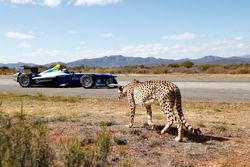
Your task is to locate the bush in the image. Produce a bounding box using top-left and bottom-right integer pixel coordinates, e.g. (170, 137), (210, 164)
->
(0, 106), (54, 167)
(236, 67), (250, 74)
(198, 64), (213, 71)
(0, 66), (9, 70)
(60, 127), (111, 167)
(168, 64), (180, 68)
(60, 139), (91, 167)
(99, 120), (116, 127)
(113, 136), (127, 145)
(180, 61), (194, 68)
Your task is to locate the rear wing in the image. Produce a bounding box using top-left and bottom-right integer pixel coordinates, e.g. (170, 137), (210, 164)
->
(16, 66), (39, 74)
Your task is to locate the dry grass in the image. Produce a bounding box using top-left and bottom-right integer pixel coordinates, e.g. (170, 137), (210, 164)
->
(117, 73), (250, 78)
(69, 63), (250, 74)
(0, 93), (250, 166)
(1, 63), (250, 76)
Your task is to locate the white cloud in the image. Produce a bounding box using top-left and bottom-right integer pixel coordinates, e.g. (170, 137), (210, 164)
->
(167, 37), (250, 58)
(75, 0), (121, 6)
(8, 0), (61, 7)
(68, 43), (169, 59)
(118, 43), (168, 56)
(44, 0), (61, 8)
(100, 33), (113, 38)
(163, 32), (197, 41)
(5, 32), (34, 40)
(5, 0), (119, 7)
(21, 49), (69, 64)
(20, 37), (250, 64)
(73, 37), (250, 59)
(74, 41), (88, 50)
(11, 0), (32, 4)
(18, 42), (31, 48)
(27, 49), (62, 56)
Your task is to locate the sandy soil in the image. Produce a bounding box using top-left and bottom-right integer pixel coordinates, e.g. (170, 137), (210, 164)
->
(1, 94), (249, 167)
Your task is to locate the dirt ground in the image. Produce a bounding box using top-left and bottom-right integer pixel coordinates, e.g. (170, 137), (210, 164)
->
(0, 93), (250, 167)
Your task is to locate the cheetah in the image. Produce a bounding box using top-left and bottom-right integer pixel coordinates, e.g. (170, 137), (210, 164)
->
(118, 79), (201, 142)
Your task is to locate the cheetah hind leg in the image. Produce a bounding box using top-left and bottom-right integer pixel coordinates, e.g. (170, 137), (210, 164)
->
(175, 121), (184, 142)
(160, 101), (174, 135)
(146, 105), (155, 130)
(161, 121), (173, 134)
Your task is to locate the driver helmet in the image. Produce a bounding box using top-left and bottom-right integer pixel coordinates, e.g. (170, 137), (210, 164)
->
(62, 68), (69, 73)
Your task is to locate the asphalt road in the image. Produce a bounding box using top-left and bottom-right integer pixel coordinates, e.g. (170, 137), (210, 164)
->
(0, 76), (249, 102)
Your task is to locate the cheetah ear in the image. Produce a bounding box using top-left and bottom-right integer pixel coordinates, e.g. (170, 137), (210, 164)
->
(118, 86), (123, 91)
(132, 79), (139, 83)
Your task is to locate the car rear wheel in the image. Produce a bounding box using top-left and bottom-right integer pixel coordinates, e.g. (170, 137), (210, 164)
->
(18, 74), (31, 87)
(80, 75), (94, 88)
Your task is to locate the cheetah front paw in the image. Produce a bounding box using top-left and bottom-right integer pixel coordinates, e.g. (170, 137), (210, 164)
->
(160, 129), (166, 135)
(174, 136), (183, 142)
(125, 123), (133, 128)
(148, 123), (156, 130)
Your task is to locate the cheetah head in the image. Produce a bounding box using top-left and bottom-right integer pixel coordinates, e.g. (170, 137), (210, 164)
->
(118, 79), (140, 99)
(118, 85), (127, 99)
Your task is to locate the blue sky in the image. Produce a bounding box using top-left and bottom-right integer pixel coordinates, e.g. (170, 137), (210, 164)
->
(0, 0), (250, 64)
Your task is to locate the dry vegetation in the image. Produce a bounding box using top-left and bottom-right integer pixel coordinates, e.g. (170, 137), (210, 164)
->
(0, 93), (250, 166)
(70, 62), (250, 74)
(1, 62), (250, 75)
(0, 67), (15, 75)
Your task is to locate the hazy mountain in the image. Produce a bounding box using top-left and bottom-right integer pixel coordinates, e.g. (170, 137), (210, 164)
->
(67, 55), (175, 67)
(1, 55), (250, 68)
(240, 55), (250, 58)
(67, 55), (250, 67)
(192, 55), (250, 64)
(0, 62), (37, 68)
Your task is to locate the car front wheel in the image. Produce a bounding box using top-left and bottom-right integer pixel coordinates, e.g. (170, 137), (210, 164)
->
(18, 74), (31, 87)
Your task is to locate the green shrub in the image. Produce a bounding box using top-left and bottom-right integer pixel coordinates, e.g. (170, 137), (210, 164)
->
(114, 136), (127, 145)
(60, 128), (111, 167)
(180, 61), (194, 68)
(117, 146), (133, 167)
(99, 120), (116, 127)
(0, 107), (54, 167)
(94, 128), (111, 165)
(168, 64), (180, 68)
(198, 64), (213, 71)
(60, 139), (90, 167)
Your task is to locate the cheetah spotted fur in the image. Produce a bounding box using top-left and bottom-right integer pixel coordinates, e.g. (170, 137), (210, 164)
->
(118, 79), (201, 142)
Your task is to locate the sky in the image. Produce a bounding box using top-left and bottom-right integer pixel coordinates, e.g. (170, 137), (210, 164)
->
(0, 0), (250, 64)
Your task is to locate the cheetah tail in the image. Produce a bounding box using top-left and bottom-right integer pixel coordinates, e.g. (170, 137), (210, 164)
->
(175, 88), (202, 135)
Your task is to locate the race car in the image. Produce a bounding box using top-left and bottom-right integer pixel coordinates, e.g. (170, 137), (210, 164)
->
(13, 64), (118, 88)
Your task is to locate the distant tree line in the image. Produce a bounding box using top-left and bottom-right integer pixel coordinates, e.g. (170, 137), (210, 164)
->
(68, 61), (250, 74)
(0, 61), (249, 75)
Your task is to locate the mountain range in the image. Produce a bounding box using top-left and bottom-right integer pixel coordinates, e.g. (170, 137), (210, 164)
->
(1, 55), (250, 68)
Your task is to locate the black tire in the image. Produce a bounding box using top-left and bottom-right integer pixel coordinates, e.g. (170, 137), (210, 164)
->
(18, 74), (31, 87)
(80, 75), (94, 88)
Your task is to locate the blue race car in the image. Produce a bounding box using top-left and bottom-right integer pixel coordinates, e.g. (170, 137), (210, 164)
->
(14, 64), (118, 88)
